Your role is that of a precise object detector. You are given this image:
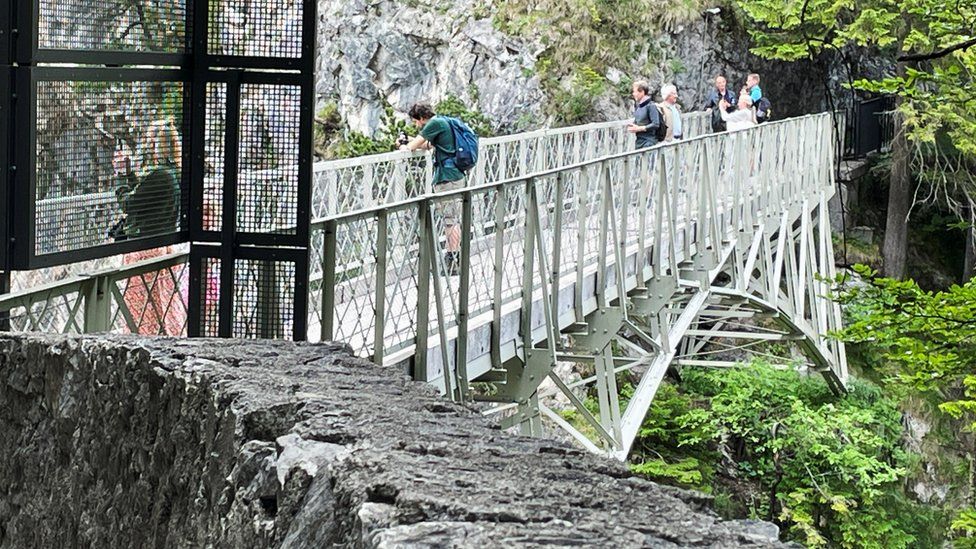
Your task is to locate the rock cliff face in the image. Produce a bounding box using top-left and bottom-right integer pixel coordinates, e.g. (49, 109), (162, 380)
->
(315, 0), (838, 136)
(317, 0), (546, 134)
(0, 334), (786, 547)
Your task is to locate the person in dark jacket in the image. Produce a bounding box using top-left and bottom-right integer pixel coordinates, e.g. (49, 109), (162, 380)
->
(703, 75), (736, 132)
(113, 120), (181, 239)
(626, 80), (661, 149)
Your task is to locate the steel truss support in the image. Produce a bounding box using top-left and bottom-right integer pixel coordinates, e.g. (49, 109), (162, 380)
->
(471, 121), (848, 461)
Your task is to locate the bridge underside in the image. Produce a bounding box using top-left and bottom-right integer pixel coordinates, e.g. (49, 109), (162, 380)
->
(483, 196), (845, 460)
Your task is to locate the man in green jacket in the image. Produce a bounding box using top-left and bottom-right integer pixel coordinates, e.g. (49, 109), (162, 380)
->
(400, 103), (466, 275)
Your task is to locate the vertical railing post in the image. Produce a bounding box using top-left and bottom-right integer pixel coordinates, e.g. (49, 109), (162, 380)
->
(618, 157), (632, 286)
(414, 201), (433, 381)
(490, 184), (506, 367)
(83, 274), (112, 333)
(455, 190), (473, 399)
(426, 204), (457, 399)
(574, 166), (588, 323)
(520, 177), (538, 356)
(372, 210), (388, 364)
(596, 165), (611, 309)
(550, 173), (565, 327)
(320, 219), (337, 342)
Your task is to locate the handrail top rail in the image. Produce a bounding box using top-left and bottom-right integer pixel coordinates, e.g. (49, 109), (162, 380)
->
(311, 116), (710, 171)
(0, 251), (190, 306)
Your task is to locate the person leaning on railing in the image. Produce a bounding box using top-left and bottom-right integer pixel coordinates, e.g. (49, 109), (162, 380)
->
(399, 102), (465, 276)
(111, 120), (185, 335)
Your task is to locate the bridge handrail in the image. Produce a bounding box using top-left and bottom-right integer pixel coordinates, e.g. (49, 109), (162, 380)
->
(311, 112), (826, 227)
(0, 251), (190, 335)
(310, 112), (841, 380)
(27, 114), (710, 255)
(312, 119), (638, 170)
(311, 113), (711, 220)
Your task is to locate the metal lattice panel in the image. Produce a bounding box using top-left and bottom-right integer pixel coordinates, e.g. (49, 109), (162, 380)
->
(236, 83), (301, 234)
(33, 75), (185, 259)
(112, 249), (189, 336)
(232, 258), (296, 338)
(208, 0), (304, 59)
(203, 83), (228, 232)
(37, 0), (187, 53)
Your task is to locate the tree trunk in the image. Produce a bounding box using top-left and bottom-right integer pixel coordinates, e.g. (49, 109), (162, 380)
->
(882, 83), (912, 279)
(964, 209), (975, 282)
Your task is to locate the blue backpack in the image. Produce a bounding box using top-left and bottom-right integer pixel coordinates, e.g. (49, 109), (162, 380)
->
(444, 116), (479, 172)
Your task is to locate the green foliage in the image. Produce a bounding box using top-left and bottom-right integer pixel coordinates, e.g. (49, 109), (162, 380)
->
(328, 131), (393, 159)
(951, 510), (976, 547)
(833, 266), (976, 546)
(434, 94), (494, 137)
(492, 0), (706, 122)
(631, 363), (938, 547)
(560, 66), (609, 125)
(733, 0), (976, 154)
(630, 456), (707, 486)
(835, 266), (976, 429)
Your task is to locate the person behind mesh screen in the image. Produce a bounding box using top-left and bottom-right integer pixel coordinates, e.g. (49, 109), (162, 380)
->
(112, 119), (185, 336)
(113, 120), (181, 239)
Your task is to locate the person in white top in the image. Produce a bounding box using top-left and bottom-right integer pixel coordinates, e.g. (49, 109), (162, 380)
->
(719, 94), (758, 132)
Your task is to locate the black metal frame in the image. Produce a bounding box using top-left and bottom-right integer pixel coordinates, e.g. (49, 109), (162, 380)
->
(0, 66), (9, 273)
(2, 0), (316, 340)
(1, 2), (12, 273)
(849, 96), (895, 159)
(188, 243), (309, 340)
(10, 0), (191, 66)
(184, 0), (315, 340)
(9, 66), (191, 268)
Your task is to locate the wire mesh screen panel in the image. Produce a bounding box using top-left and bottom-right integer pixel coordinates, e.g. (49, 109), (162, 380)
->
(203, 82), (227, 232)
(208, 0), (303, 59)
(233, 258), (296, 338)
(37, 0), (187, 53)
(33, 75), (186, 259)
(199, 256), (221, 336)
(237, 83), (301, 235)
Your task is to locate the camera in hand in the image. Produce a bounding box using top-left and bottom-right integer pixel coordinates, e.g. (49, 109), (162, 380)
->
(396, 131), (410, 147)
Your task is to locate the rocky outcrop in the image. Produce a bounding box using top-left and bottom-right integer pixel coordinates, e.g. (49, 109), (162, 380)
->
(0, 334), (786, 547)
(315, 0), (848, 137)
(317, 0), (545, 134)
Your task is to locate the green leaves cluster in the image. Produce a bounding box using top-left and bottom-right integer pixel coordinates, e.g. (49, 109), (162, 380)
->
(836, 265), (976, 427)
(631, 364), (927, 547)
(735, 0), (976, 153)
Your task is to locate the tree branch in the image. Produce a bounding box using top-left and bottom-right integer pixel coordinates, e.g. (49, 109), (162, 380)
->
(899, 36), (976, 62)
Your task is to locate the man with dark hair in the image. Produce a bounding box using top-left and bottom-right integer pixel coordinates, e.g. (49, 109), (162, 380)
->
(626, 80), (661, 149)
(400, 102), (465, 274)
